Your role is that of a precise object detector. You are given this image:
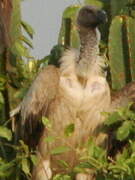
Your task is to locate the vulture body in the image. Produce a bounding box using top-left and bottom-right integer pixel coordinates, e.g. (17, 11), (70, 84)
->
(14, 5), (135, 180)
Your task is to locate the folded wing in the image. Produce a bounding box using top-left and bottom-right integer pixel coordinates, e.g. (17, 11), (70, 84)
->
(20, 65), (60, 146)
(111, 81), (135, 110)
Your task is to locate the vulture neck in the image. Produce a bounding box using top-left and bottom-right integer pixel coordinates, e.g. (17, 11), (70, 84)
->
(76, 27), (101, 82)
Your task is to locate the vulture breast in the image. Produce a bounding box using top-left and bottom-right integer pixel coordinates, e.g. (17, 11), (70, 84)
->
(38, 72), (110, 172)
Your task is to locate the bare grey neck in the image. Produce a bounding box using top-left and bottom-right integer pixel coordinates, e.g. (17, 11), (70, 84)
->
(76, 27), (100, 79)
(79, 27), (99, 60)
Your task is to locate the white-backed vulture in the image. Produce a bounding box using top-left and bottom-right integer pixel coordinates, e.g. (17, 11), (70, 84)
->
(11, 5), (135, 180)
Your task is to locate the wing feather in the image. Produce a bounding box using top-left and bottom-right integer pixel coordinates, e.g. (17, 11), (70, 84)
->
(111, 81), (135, 110)
(20, 65), (60, 144)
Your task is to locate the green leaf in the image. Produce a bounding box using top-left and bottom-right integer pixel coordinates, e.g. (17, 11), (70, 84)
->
(64, 123), (75, 137)
(0, 169), (13, 178)
(53, 174), (71, 180)
(57, 160), (69, 168)
(14, 87), (28, 99)
(14, 41), (29, 57)
(20, 35), (33, 49)
(78, 161), (92, 169)
(116, 121), (133, 141)
(0, 161), (15, 171)
(104, 111), (121, 126)
(63, 5), (80, 19)
(30, 155), (38, 166)
(0, 161), (15, 177)
(94, 146), (106, 162)
(0, 126), (12, 141)
(50, 146), (71, 155)
(87, 138), (95, 157)
(39, 55), (50, 67)
(44, 136), (56, 143)
(0, 75), (6, 85)
(19, 140), (29, 154)
(53, 174), (62, 180)
(130, 140), (135, 152)
(21, 159), (31, 176)
(117, 103), (133, 119)
(60, 175), (71, 180)
(0, 93), (4, 105)
(85, 0), (104, 9)
(116, 148), (129, 163)
(42, 117), (52, 128)
(21, 21), (35, 39)
(0, 75), (6, 91)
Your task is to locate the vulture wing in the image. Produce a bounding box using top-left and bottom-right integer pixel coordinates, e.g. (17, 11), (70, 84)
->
(111, 81), (135, 110)
(20, 65), (60, 146)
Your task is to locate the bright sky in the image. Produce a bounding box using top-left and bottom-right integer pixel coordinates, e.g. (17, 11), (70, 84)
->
(22, 0), (83, 59)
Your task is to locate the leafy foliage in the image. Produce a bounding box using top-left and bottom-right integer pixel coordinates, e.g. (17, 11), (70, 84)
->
(0, 136), (37, 179)
(0, 126), (12, 141)
(104, 103), (135, 141)
(64, 123), (75, 137)
(49, 105), (135, 180)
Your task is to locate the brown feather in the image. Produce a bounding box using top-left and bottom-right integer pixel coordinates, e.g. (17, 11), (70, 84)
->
(111, 81), (135, 111)
(20, 65), (60, 146)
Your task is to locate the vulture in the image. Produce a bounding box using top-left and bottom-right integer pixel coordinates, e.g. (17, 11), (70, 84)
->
(10, 5), (135, 180)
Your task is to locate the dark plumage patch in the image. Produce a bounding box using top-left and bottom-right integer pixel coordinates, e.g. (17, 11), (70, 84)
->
(77, 5), (107, 28)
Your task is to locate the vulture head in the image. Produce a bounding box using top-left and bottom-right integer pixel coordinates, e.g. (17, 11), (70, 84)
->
(77, 5), (107, 29)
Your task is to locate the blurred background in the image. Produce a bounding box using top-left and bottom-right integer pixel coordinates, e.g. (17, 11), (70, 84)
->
(22, 0), (83, 58)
